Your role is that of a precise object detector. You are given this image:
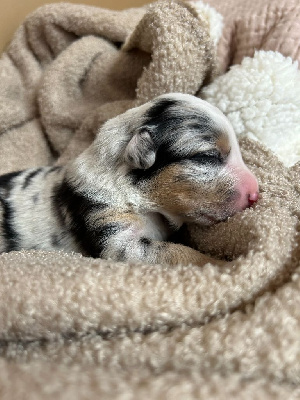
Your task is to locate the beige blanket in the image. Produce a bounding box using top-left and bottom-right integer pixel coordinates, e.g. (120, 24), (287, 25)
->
(0, 1), (300, 398)
(205, 0), (300, 72)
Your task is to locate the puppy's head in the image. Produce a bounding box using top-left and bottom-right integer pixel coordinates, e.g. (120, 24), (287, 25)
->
(124, 93), (259, 226)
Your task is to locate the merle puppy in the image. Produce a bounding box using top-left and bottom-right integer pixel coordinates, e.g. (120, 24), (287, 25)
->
(0, 93), (258, 266)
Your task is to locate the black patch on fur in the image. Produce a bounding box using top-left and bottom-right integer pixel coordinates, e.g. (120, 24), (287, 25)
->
(0, 197), (20, 251)
(0, 170), (22, 190)
(189, 151), (223, 166)
(143, 99), (180, 126)
(93, 224), (120, 256)
(139, 237), (152, 258)
(129, 142), (183, 184)
(0, 170), (23, 251)
(22, 168), (43, 189)
(53, 180), (118, 257)
(140, 237), (152, 246)
(143, 99), (216, 138)
(129, 148), (223, 184)
(128, 98), (221, 183)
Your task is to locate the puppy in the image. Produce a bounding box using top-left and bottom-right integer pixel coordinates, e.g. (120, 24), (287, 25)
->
(0, 93), (258, 266)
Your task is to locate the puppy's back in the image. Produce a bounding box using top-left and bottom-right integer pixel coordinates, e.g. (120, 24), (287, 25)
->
(0, 167), (77, 253)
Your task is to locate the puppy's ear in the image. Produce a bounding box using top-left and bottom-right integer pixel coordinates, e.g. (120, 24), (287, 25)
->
(124, 130), (156, 170)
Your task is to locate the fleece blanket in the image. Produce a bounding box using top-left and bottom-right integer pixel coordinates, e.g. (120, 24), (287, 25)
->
(201, 51), (300, 167)
(0, 0), (300, 398)
(204, 0), (300, 72)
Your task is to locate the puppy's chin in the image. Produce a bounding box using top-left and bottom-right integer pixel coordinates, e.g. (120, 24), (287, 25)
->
(183, 213), (220, 227)
(187, 206), (239, 227)
(194, 215), (220, 226)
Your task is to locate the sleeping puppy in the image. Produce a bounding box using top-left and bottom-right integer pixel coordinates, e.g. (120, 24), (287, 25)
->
(0, 93), (258, 266)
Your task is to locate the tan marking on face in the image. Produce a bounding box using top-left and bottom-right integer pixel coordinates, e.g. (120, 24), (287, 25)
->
(146, 160), (238, 224)
(148, 164), (224, 217)
(216, 132), (231, 157)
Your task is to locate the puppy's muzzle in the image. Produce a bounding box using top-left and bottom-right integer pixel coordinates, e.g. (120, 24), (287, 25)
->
(231, 165), (259, 211)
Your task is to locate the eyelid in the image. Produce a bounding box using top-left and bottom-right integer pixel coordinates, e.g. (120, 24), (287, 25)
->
(191, 149), (220, 158)
(189, 151), (223, 164)
(186, 145), (231, 164)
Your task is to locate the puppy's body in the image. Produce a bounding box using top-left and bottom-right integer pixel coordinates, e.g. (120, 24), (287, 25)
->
(0, 94), (258, 265)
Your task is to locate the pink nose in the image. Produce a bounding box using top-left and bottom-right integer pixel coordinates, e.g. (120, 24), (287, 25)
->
(235, 170), (259, 211)
(248, 192), (259, 206)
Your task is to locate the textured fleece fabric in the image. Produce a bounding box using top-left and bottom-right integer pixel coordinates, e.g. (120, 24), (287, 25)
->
(203, 0), (300, 72)
(201, 51), (300, 166)
(0, 1), (300, 398)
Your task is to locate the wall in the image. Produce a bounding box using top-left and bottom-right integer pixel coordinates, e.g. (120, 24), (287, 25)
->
(0, 0), (149, 52)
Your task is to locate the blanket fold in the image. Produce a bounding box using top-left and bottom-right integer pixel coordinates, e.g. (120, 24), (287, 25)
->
(0, 0), (216, 162)
(0, 0), (300, 398)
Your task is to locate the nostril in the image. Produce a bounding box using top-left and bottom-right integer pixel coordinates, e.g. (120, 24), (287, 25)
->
(248, 192), (259, 206)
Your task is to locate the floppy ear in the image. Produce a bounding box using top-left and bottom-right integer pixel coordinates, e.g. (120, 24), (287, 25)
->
(124, 130), (156, 170)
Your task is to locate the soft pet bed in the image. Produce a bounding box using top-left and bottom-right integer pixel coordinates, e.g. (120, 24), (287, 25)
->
(0, 1), (300, 399)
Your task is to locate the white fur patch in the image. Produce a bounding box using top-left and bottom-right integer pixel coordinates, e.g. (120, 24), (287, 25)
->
(201, 51), (300, 167)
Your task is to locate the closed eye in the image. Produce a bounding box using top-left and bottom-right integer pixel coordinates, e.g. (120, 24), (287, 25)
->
(189, 151), (224, 165)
